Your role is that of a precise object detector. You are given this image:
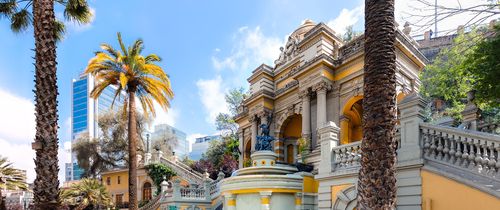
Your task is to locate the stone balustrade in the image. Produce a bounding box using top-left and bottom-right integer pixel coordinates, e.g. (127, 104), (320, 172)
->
(179, 188), (206, 200)
(332, 141), (362, 172)
(420, 123), (500, 178)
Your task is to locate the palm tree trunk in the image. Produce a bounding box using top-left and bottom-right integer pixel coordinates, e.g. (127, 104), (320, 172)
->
(128, 91), (138, 210)
(32, 0), (60, 209)
(358, 0), (397, 209)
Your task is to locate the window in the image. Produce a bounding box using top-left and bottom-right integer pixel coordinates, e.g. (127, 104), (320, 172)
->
(117, 176), (121, 184)
(115, 194), (123, 205)
(106, 177), (111, 185)
(142, 182), (152, 201)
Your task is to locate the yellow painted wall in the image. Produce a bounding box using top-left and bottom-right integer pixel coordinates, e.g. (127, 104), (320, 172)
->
(283, 115), (302, 138)
(331, 184), (353, 203)
(303, 176), (319, 193)
(421, 170), (500, 210)
(102, 170), (130, 203)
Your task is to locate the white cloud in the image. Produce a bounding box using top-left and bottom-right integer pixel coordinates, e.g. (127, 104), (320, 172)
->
(152, 102), (179, 128)
(327, 4), (364, 35)
(211, 26), (283, 72)
(0, 89), (35, 143)
(0, 88), (71, 184)
(196, 76), (229, 125)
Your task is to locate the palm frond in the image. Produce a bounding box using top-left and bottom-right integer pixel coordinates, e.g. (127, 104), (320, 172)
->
(0, 0), (17, 18)
(64, 0), (92, 24)
(10, 9), (31, 32)
(54, 19), (66, 42)
(145, 54), (162, 63)
(100, 43), (121, 59)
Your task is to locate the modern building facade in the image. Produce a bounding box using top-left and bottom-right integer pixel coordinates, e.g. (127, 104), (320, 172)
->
(67, 73), (125, 181)
(152, 124), (189, 158)
(190, 135), (222, 160)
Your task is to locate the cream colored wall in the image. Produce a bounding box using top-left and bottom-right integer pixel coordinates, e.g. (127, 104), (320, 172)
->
(421, 170), (500, 210)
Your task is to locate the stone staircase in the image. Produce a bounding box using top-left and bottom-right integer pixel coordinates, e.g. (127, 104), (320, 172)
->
(159, 157), (212, 185)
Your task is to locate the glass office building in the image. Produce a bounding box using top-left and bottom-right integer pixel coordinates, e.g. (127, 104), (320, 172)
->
(152, 124), (189, 158)
(190, 135), (222, 160)
(68, 73), (124, 181)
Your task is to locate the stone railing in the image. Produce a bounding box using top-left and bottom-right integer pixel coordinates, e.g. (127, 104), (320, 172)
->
(160, 157), (209, 184)
(478, 121), (500, 135)
(420, 123), (500, 178)
(332, 141), (362, 172)
(179, 188), (206, 200)
(139, 191), (165, 210)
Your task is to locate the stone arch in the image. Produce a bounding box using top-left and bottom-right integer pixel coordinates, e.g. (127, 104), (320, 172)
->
(275, 112), (302, 164)
(274, 104), (302, 138)
(243, 137), (252, 165)
(340, 96), (363, 144)
(333, 185), (358, 210)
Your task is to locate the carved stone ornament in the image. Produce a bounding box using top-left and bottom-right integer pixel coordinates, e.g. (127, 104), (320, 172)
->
(274, 36), (300, 66)
(313, 81), (332, 93)
(299, 89), (311, 99)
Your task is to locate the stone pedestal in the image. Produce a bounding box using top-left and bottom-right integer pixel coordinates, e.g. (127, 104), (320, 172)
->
(251, 151), (278, 167)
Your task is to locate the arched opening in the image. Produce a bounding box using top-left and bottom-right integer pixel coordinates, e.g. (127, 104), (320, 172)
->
(142, 182), (152, 201)
(341, 97), (363, 144)
(279, 114), (302, 164)
(243, 139), (252, 167)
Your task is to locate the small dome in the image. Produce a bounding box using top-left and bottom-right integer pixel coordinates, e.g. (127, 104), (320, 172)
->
(289, 19), (316, 41)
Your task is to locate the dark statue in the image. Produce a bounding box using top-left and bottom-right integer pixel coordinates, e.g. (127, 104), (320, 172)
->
(255, 114), (274, 151)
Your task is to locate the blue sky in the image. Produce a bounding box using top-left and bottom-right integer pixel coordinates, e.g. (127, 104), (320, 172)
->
(0, 0), (483, 182)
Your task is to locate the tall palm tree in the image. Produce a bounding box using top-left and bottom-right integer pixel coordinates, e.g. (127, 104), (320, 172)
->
(1, 0), (92, 209)
(357, 0), (398, 209)
(85, 33), (174, 210)
(60, 178), (112, 210)
(0, 156), (28, 209)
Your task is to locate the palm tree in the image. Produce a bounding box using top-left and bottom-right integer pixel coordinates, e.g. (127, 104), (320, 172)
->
(85, 33), (174, 209)
(1, 0), (92, 209)
(0, 156), (28, 209)
(60, 178), (112, 210)
(357, 0), (398, 209)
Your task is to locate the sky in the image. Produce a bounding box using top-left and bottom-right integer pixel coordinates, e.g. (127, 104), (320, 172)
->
(0, 0), (493, 183)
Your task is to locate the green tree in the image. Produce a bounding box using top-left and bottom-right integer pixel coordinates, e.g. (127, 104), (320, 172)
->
(463, 24), (500, 107)
(357, 0), (398, 209)
(72, 110), (152, 178)
(60, 178), (112, 210)
(85, 32), (174, 210)
(343, 25), (361, 42)
(1, 1), (93, 208)
(0, 156), (28, 209)
(144, 163), (176, 195)
(225, 87), (246, 115)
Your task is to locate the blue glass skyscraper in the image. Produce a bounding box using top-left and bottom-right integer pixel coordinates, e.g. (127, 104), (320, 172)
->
(67, 73), (124, 181)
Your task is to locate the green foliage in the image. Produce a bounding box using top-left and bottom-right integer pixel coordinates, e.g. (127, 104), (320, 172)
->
(225, 87), (247, 115)
(342, 25), (361, 42)
(73, 110), (150, 178)
(297, 137), (309, 162)
(0, 0), (93, 40)
(420, 26), (499, 121)
(145, 163), (176, 195)
(0, 156), (27, 190)
(463, 25), (500, 107)
(60, 178), (112, 209)
(215, 113), (238, 134)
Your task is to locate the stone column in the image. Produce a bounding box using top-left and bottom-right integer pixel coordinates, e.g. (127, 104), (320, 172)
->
(295, 192), (302, 210)
(250, 115), (258, 153)
(318, 122), (340, 175)
(224, 193), (236, 210)
(300, 89), (311, 141)
(238, 130), (244, 168)
(398, 93), (427, 163)
(331, 84), (340, 126)
(339, 116), (350, 145)
(314, 81), (330, 148)
(260, 191), (272, 210)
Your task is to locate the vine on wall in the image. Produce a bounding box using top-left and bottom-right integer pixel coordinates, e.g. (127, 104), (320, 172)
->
(145, 163), (176, 195)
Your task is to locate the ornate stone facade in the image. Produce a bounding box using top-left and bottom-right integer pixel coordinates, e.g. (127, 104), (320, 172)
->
(235, 19), (426, 168)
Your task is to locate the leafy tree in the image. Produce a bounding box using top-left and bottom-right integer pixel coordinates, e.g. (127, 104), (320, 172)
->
(342, 25), (361, 42)
(144, 163), (176, 195)
(60, 178), (112, 210)
(73, 110), (153, 178)
(85, 32), (173, 210)
(463, 24), (500, 107)
(1, 0), (92, 208)
(225, 87), (246, 115)
(0, 156), (27, 209)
